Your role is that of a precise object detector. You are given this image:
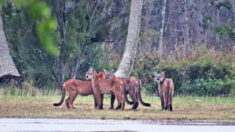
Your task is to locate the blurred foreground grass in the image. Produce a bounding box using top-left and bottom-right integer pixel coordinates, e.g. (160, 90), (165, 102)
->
(0, 94), (234, 120)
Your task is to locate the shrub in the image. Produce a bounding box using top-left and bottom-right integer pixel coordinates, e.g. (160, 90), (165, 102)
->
(137, 46), (234, 96)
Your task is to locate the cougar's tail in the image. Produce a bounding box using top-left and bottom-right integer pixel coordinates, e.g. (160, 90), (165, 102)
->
(53, 83), (66, 106)
(138, 81), (151, 107)
(123, 80), (133, 105)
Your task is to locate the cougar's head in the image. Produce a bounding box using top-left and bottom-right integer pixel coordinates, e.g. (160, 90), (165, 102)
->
(104, 69), (115, 79)
(153, 72), (165, 83)
(85, 67), (94, 80)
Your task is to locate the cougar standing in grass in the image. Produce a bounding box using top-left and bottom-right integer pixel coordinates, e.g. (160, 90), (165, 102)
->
(85, 68), (132, 110)
(153, 72), (174, 111)
(104, 69), (151, 110)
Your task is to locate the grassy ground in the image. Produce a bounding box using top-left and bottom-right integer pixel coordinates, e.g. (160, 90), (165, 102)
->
(0, 94), (235, 120)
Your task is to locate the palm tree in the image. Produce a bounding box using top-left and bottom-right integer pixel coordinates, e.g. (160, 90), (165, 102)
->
(0, 15), (20, 79)
(115, 0), (143, 78)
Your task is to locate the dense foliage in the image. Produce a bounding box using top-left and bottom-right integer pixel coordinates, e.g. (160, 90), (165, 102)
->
(0, 0), (58, 55)
(133, 47), (235, 96)
(1, 0), (126, 89)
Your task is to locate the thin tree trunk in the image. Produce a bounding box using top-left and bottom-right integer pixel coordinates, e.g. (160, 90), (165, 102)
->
(143, 0), (153, 55)
(214, 0), (220, 45)
(158, 0), (167, 58)
(71, 56), (85, 78)
(184, 0), (190, 55)
(56, 55), (65, 91)
(55, 0), (66, 89)
(115, 0), (143, 78)
(232, 0), (235, 25)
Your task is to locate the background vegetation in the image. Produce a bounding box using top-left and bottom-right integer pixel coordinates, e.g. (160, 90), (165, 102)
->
(134, 46), (235, 96)
(0, 0), (234, 97)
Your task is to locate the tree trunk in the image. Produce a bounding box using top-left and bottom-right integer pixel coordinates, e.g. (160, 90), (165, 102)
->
(142, 0), (153, 56)
(115, 0), (143, 78)
(71, 56), (85, 78)
(184, 0), (190, 55)
(158, 0), (167, 58)
(214, 0), (220, 46)
(0, 15), (20, 78)
(232, 0), (235, 25)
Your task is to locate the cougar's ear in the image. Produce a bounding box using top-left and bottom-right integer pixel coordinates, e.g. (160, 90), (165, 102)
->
(153, 72), (157, 76)
(104, 69), (107, 73)
(89, 67), (94, 72)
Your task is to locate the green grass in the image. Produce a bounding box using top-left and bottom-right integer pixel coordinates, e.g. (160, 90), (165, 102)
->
(0, 94), (235, 120)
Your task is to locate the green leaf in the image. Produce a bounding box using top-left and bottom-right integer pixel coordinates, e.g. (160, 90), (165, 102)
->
(30, 1), (50, 19)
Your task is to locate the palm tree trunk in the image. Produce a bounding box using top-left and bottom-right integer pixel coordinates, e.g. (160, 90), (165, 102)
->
(0, 15), (20, 78)
(114, 0), (143, 78)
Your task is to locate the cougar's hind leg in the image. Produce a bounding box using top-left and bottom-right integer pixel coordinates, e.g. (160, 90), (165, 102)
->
(163, 92), (168, 110)
(94, 95), (97, 108)
(94, 93), (103, 110)
(65, 96), (70, 109)
(120, 94), (126, 110)
(115, 102), (121, 110)
(169, 93), (173, 111)
(129, 91), (138, 110)
(109, 94), (115, 109)
(100, 94), (104, 109)
(115, 95), (122, 110)
(160, 96), (164, 110)
(169, 104), (173, 111)
(132, 102), (138, 110)
(121, 101), (125, 110)
(70, 93), (77, 109)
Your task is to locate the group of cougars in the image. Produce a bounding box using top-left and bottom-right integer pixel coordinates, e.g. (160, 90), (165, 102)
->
(53, 68), (174, 111)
